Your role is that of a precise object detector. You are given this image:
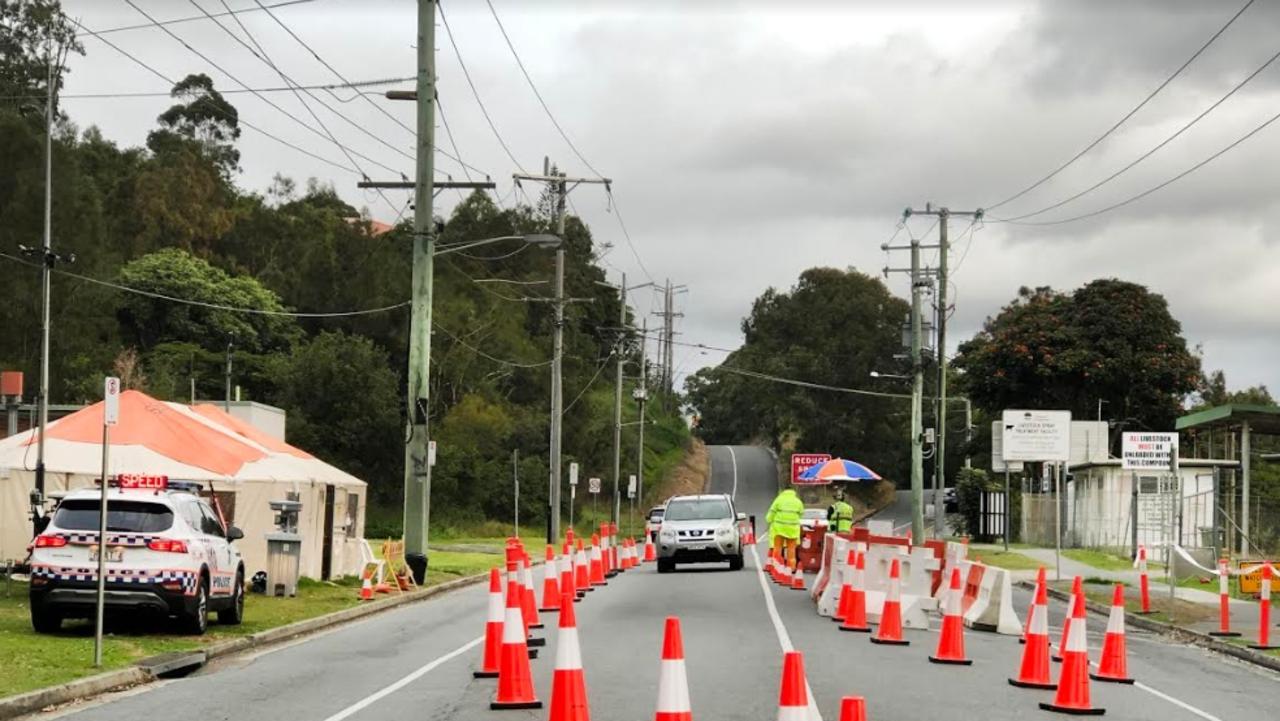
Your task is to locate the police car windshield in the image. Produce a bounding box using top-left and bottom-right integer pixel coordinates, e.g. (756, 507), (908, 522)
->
(664, 498), (731, 521)
(53, 499), (174, 533)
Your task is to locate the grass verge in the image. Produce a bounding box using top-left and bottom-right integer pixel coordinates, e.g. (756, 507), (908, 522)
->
(967, 548), (1043, 571)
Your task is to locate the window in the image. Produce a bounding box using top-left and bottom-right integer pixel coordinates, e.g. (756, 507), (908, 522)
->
(345, 493), (359, 536)
(664, 498), (732, 521)
(53, 500), (174, 533)
(178, 501), (205, 532)
(198, 501), (225, 538)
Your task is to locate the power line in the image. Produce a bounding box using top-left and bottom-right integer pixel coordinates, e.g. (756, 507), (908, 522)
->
(434, 323), (553, 369)
(986, 0), (1256, 211)
(564, 351), (615, 413)
(0, 76), (416, 101)
(719, 366), (911, 400)
(67, 15), (357, 175)
(92, 0), (314, 35)
(996, 44), (1280, 223)
(604, 187), (655, 284)
(439, 1), (528, 175)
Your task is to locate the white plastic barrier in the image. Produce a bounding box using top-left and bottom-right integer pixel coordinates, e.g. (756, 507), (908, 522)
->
(865, 519), (894, 537)
(933, 541), (969, 601)
(861, 543), (939, 629)
(959, 562), (1023, 636)
(814, 535), (849, 615)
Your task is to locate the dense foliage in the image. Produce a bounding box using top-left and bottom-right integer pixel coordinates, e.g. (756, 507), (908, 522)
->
(0, 9), (686, 528)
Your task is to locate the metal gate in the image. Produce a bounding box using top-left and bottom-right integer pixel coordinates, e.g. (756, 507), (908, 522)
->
(979, 491), (1006, 540)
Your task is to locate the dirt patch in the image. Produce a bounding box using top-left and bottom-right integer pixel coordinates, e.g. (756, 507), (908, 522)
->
(651, 438), (710, 501)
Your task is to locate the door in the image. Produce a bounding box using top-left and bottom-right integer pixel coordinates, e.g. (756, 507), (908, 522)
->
(321, 484), (336, 580)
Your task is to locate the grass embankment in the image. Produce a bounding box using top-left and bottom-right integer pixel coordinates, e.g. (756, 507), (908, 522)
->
(0, 549), (497, 700)
(1060, 548), (1166, 572)
(967, 547), (1043, 571)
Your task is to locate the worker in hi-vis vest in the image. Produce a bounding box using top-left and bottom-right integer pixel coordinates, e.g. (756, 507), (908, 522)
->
(827, 489), (854, 533)
(766, 486), (805, 570)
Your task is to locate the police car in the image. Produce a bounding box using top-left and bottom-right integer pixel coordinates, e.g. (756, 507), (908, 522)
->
(27, 475), (245, 635)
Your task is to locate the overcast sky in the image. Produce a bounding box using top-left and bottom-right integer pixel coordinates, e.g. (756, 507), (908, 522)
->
(60, 0), (1280, 401)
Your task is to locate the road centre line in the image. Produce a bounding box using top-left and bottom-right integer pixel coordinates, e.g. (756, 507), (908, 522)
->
(319, 635), (483, 721)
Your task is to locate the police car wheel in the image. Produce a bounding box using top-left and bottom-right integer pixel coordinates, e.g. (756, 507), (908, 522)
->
(218, 570), (245, 626)
(184, 579), (209, 635)
(30, 602), (61, 633)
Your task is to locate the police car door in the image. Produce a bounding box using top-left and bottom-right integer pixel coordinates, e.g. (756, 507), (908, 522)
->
(196, 500), (234, 596)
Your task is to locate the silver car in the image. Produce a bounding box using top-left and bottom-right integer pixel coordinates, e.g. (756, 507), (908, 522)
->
(655, 494), (745, 572)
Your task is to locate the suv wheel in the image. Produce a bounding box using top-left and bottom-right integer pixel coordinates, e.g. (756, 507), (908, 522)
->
(184, 577), (209, 635)
(657, 559), (674, 574)
(728, 554), (744, 571)
(31, 600), (61, 633)
(217, 569), (245, 626)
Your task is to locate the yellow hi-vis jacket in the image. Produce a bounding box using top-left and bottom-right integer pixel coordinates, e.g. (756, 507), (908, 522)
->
(766, 489), (805, 541)
(828, 500), (854, 533)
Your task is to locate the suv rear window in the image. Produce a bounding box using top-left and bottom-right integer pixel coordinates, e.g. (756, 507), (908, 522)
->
(53, 500), (175, 533)
(664, 498), (731, 521)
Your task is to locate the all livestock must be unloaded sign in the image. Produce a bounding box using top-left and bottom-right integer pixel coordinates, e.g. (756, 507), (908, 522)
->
(1121, 432), (1178, 471)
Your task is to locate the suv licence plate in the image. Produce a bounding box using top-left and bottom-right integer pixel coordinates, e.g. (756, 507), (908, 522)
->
(89, 545), (124, 563)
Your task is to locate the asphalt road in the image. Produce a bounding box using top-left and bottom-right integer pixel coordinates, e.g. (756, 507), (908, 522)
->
(38, 446), (1279, 720)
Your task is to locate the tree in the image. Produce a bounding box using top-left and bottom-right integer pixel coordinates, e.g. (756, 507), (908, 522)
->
(0, 0), (83, 118)
(1193, 369), (1274, 409)
(954, 279), (1201, 433)
(278, 331), (402, 503)
(146, 73), (241, 177)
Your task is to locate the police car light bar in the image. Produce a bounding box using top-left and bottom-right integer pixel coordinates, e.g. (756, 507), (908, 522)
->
(116, 474), (168, 490)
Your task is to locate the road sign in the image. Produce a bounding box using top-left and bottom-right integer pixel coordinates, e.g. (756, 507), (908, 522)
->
(1001, 410), (1071, 462)
(427, 440), (437, 467)
(1238, 560), (1277, 595)
(569, 462), (579, 486)
(790, 453), (831, 484)
(627, 475), (637, 499)
(588, 477), (601, 494)
(1122, 432), (1178, 470)
(990, 420), (1024, 472)
(103, 377), (120, 426)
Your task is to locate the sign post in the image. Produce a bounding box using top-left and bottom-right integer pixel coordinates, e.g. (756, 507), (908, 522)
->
(628, 474), (637, 534)
(95, 377), (120, 667)
(1122, 432), (1180, 607)
(568, 463), (579, 531)
(991, 421), (1024, 552)
(589, 477), (601, 517)
(1002, 410), (1071, 580)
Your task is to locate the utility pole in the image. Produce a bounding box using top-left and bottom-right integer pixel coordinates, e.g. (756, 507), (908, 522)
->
(224, 340), (233, 413)
(903, 204), (982, 537)
(635, 318), (649, 510)
(611, 274), (626, 530)
(909, 235), (925, 542)
(31, 38), (61, 512)
(513, 161), (611, 545)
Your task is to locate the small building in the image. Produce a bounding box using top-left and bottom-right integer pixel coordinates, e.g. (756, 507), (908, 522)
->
(0, 391), (367, 580)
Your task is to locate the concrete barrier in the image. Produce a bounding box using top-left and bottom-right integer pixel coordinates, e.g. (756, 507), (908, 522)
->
(933, 541), (969, 601)
(959, 561), (1022, 636)
(813, 535), (849, 614)
(862, 543), (939, 629)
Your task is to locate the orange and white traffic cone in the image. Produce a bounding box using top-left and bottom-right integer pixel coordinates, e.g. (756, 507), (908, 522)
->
(359, 575), (373, 601)
(1091, 584), (1134, 684)
(589, 535), (606, 588)
(1053, 576), (1084, 662)
(654, 617), (692, 721)
(575, 541), (590, 598)
(547, 588), (590, 721)
(560, 543), (576, 605)
(1021, 567), (1046, 644)
(840, 551), (871, 633)
(475, 568), (505, 678)
(929, 567), (971, 665)
(1209, 557), (1240, 637)
(522, 554), (543, 630)
(1008, 576), (1054, 689)
(775, 651), (812, 721)
(492, 573), (543, 710)
(626, 538), (637, 569)
(644, 536), (657, 563)
(833, 550), (855, 624)
(791, 562), (806, 591)
(837, 696), (868, 721)
(870, 557), (908, 646)
(1134, 545), (1153, 615)
(541, 545), (562, 613)
(1039, 590), (1104, 715)
(1248, 564), (1276, 651)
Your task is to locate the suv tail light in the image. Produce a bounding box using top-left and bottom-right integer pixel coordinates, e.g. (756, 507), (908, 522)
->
(33, 535), (68, 548)
(147, 539), (189, 553)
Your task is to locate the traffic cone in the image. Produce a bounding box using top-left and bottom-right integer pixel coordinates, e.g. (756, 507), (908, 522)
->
(1039, 591), (1104, 715)
(625, 538), (636, 569)
(929, 567), (972, 665)
(492, 574), (543, 710)
(359, 575), (373, 601)
(522, 554), (543, 630)
(589, 536), (607, 587)
(541, 545), (562, 613)
(575, 540), (590, 598)
(833, 550), (854, 624)
(1135, 545), (1153, 615)
(548, 588), (590, 721)
(837, 697), (868, 721)
(775, 651), (811, 721)
(1021, 567), (1046, 644)
(1090, 584), (1134, 684)
(791, 564), (806, 591)
(1054, 576), (1084, 662)
(1209, 558), (1240, 637)
(654, 617), (692, 721)
(1008, 575), (1054, 689)
(870, 558), (908, 646)
(560, 543), (576, 604)
(475, 568), (504, 678)
(839, 551), (871, 633)
(605, 524), (618, 577)
(644, 536), (657, 563)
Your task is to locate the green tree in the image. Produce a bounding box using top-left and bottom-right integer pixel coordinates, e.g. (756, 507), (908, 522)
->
(1193, 369), (1273, 409)
(146, 73), (241, 177)
(0, 0), (82, 118)
(954, 279), (1201, 434)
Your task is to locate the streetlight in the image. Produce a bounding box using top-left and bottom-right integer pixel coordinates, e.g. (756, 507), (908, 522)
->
(869, 371), (910, 380)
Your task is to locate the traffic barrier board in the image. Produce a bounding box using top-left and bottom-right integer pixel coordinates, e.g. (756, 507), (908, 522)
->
(1238, 560), (1278, 596)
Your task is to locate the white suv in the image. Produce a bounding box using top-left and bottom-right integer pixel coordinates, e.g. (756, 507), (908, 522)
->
(27, 479), (245, 634)
(655, 494), (744, 572)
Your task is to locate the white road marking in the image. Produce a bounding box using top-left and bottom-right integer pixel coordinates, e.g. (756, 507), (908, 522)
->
(319, 635), (483, 721)
(749, 544), (823, 721)
(727, 446), (739, 500)
(1132, 682), (1224, 721)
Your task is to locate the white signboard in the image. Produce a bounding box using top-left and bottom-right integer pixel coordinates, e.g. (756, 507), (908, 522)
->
(588, 477), (601, 494)
(627, 475), (637, 499)
(1001, 410), (1072, 462)
(569, 462), (579, 486)
(1122, 432), (1178, 470)
(991, 421), (1023, 473)
(427, 440), (437, 467)
(103, 377), (120, 426)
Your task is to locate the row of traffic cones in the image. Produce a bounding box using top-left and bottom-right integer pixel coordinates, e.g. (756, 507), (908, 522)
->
(767, 548), (807, 591)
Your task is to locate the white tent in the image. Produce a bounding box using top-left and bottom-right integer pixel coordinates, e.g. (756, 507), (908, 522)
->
(0, 391), (367, 579)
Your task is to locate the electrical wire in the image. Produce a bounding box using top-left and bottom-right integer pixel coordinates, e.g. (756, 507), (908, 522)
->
(604, 187), (655, 284)
(995, 44), (1280, 223)
(434, 323), (553, 368)
(719, 366), (912, 400)
(563, 351), (615, 413)
(986, 0), (1257, 211)
(93, 0), (314, 35)
(949, 219), (983, 278)
(0, 76), (416, 101)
